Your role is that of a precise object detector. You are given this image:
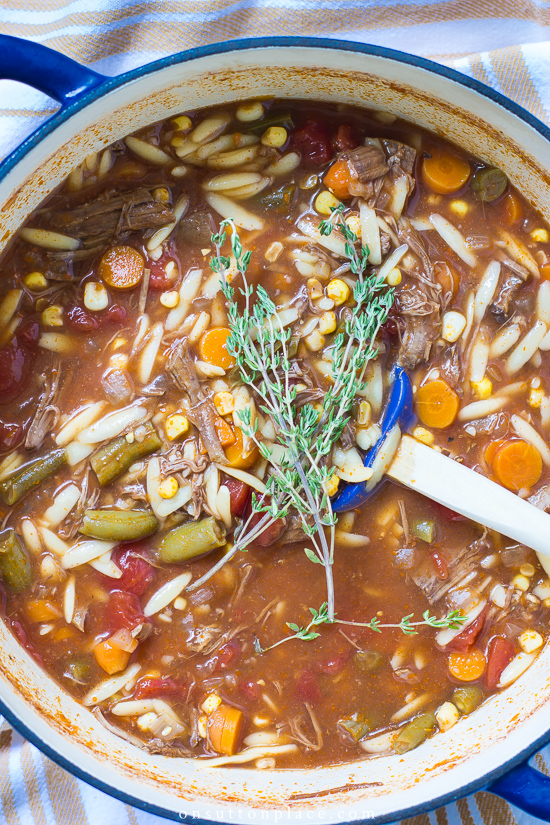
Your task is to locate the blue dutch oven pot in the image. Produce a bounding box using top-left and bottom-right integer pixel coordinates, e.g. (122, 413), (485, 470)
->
(0, 33), (549, 824)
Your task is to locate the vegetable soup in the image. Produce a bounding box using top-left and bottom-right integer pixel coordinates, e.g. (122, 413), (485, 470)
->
(0, 99), (548, 767)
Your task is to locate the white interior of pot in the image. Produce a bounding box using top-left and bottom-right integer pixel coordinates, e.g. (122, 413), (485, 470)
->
(0, 45), (549, 821)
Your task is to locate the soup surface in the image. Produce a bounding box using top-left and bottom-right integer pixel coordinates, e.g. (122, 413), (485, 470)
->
(0, 99), (549, 768)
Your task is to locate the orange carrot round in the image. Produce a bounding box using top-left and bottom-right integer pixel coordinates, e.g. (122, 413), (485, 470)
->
(215, 416), (236, 448)
(99, 245), (144, 290)
(225, 427), (259, 469)
(503, 191), (522, 225)
(198, 327), (236, 371)
(484, 438), (506, 467)
(94, 638), (131, 674)
(207, 703), (245, 755)
(323, 160), (352, 200)
(492, 439), (542, 492)
(422, 148), (470, 194)
(26, 599), (62, 622)
(416, 379), (459, 429)
(541, 264), (550, 282)
(448, 648), (486, 681)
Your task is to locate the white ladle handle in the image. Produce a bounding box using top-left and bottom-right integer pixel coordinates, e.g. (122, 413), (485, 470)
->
(387, 435), (550, 559)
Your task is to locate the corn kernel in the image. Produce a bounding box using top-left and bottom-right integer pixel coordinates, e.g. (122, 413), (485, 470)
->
(512, 574), (530, 592)
(436, 701), (460, 732)
(201, 694), (222, 714)
(173, 597), (187, 610)
(84, 281), (109, 312)
(413, 426), (434, 446)
(158, 476), (179, 499)
(160, 290), (180, 308)
(153, 187), (170, 203)
(109, 353), (128, 370)
(307, 278), (323, 299)
(518, 629), (543, 653)
(236, 102), (264, 123)
(261, 126), (287, 148)
(41, 305), (63, 327)
(326, 278), (350, 306)
(24, 271), (48, 290)
(386, 267), (402, 286)
(172, 115), (192, 132)
(318, 311), (337, 334)
(315, 190), (341, 216)
(324, 474), (340, 496)
(171, 165), (187, 178)
(197, 715), (208, 738)
(544, 598), (550, 609)
(529, 387), (545, 408)
(357, 400), (371, 427)
(214, 391), (235, 416)
(441, 310), (467, 343)
(311, 402), (324, 423)
(449, 199), (469, 218)
(520, 563), (536, 577)
(305, 329), (325, 351)
(112, 337), (127, 350)
(165, 413), (190, 441)
(471, 377), (493, 399)
(531, 228), (549, 243)
(345, 215), (361, 237)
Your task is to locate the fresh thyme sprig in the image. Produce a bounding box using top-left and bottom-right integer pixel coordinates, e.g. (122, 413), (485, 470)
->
(319, 203), (369, 281)
(254, 604), (468, 654)
(194, 213), (393, 619)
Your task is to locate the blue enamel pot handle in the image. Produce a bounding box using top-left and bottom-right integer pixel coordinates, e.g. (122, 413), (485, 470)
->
(0, 34), (105, 105)
(0, 30), (549, 825)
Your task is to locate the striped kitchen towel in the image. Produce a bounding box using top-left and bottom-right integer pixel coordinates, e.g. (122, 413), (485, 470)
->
(1, 1), (550, 824)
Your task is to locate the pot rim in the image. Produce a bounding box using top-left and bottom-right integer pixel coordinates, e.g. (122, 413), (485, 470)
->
(1, 34), (550, 823)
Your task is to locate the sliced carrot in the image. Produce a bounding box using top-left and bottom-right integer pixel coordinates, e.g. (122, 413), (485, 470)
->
(503, 191), (522, 225)
(422, 148), (470, 194)
(94, 638), (131, 674)
(54, 627), (76, 642)
(434, 261), (459, 301)
(448, 648), (486, 681)
(224, 426), (259, 469)
(484, 438), (507, 467)
(323, 160), (353, 200)
(198, 327), (236, 371)
(207, 703), (245, 756)
(99, 245), (145, 290)
(492, 439), (542, 492)
(415, 379), (459, 429)
(215, 417), (236, 448)
(26, 598), (62, 622)
(541, 264), (550, 282)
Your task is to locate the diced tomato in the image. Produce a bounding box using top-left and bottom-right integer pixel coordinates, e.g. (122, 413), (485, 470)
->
(111, 543), (155, 596)
(223, 477), (251, 518)
(431, 550), (448, 581)
(290, 120), (332, 166)
(431, 501), (467, 522)
(134, 675), (184, 699)
(65, 303), (99, 332)
(446, 609), (487, 653)
(18, 318), (40, 347)
(102, 303), (127, 325)
(246, 509), (287, 547)
(0, 421), (22, 451)
(315, 648), (351, 675)
(107, 590), (147, 633)
(486, 636), (515, 689)
(0, 341), (34, 403)
(294, 669), (322, 703)
(333, 124), (360, 152)
(215, 640), (241, 670)
(239, 678), (261, 701)
(148, 257), (177, 290)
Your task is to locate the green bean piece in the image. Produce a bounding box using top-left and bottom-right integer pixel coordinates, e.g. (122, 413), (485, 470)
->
(64, 658), (92, 684)
(159, 516), (226, 563)
(339, 712), (372, 742)
(411, 518), (435, 544)
(452, 686), (483, 714)
(354, 650), (384, 673)
(256, 184), (296, 214)
(91, 424), (161, 486)
(393, 712), (436, 754)
(79, 509), (159, 542)
(246, 112), (294, 134)
(471, 168), (508, 202)
(0, 448), (67, 506)
(0, 529), (31, 593)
